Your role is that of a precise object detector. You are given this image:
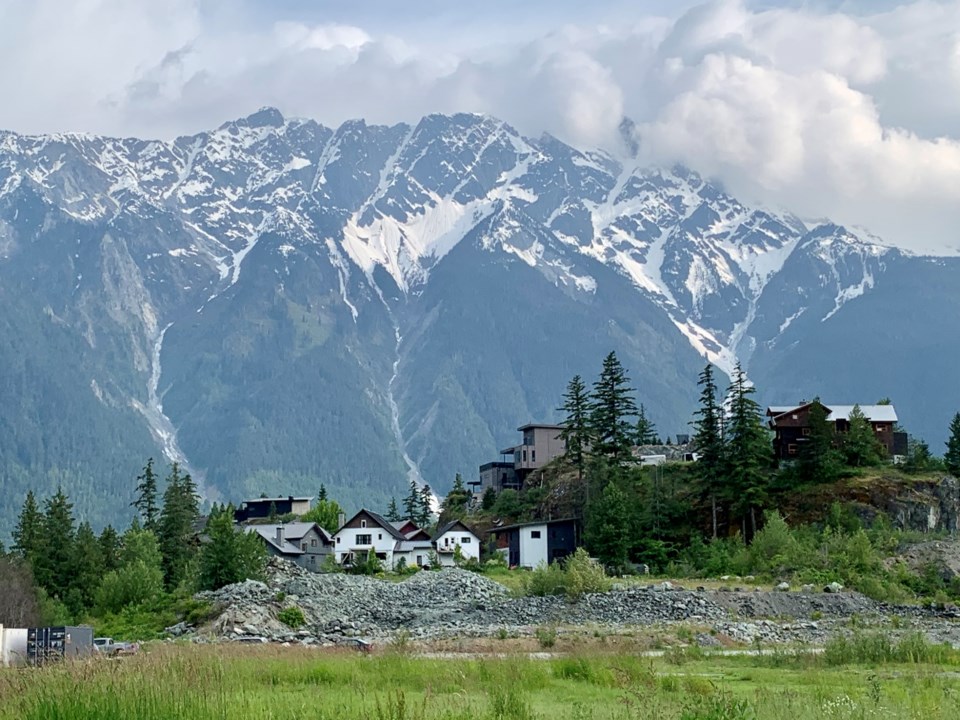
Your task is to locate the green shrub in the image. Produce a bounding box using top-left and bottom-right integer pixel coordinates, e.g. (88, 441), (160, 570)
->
(535, 625), (557, 649)
(564, 548), (611, 599)
(278, 606), (306, 629)
(525, 562), (567, 597)
(824, 631), (956, 666)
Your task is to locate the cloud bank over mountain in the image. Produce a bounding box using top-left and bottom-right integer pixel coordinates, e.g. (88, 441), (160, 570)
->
(1, 0), (959, 253)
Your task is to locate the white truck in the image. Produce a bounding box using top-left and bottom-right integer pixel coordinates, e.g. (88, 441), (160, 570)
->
(93, 637), (139, 657)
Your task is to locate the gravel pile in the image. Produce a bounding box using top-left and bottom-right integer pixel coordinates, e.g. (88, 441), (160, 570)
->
(189, 558), (923, 646)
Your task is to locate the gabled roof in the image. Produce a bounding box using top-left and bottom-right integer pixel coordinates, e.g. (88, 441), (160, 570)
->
(248, 522), (333, 543)
(433, 519), (480, 540)
(336, 509), (408, 541)
(405, 528), (433, 541)
(767, 403), (898, 423)
(246, 526), (304, 555)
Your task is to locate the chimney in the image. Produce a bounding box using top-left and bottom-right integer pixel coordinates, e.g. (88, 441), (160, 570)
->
(337, 511), (346, 529)
(275, 525), (284, 544)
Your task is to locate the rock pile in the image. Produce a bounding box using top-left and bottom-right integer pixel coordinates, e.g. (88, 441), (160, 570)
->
(190, 558), (891, 646)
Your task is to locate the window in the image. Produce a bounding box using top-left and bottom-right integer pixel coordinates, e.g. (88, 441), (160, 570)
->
(336, 537), (340, 544)
(311, 539), (317, 547)
(360, 519), (367, 528)
(461, 537), (471, 544)
(530, 530), (541, 539)
(532, 450), (536, 462)
(378, 533), (382, 540)
(522, 449), (527, 462)
(787, 443), (798, 456)
(357, 534), (372, 545)
(301, 543), (307, 551)
(310, 556), (315, 564)
(416, 555), (424, 567)
(802, 428), (811, 436)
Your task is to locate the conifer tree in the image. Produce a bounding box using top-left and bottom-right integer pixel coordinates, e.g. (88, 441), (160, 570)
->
(481, 487), (497, 511)
(723, 364), (772, 537)
(439, 474), (471, 523)
(402, 479), (420, 521)
(945, 413), (960, 478)
(99, 525), (122, 572)
(635, 404), (658, 445)
(691, 364), (725, 537)
(418, 485), (434, 528)
(558, 374), (591, 479)
(37, 487), (76, 599)
(158, 463), (200, 590)
(588, 351), (638, 465)
(385, 497), (402, 522)
(841, 404), (883, 467)
(132, 457), (160, 532)
(11, 490), (43, 569)
(70, 521), (104, 612)
(797, 399), (841, 484)
(318, 484), (328, 502)
(584, 481), (630, 571)
(198, 508), (266, 591)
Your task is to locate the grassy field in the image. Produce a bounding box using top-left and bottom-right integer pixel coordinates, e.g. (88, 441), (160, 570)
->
(2, 635), (960, 720)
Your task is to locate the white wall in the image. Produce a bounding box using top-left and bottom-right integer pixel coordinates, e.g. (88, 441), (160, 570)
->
(334, 523), (396, 566)
(519, 524), (548, 569)
(435, 530), (481, 566)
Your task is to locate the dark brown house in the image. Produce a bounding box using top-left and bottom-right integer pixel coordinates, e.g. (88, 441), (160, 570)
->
(767, 401), (906, 460)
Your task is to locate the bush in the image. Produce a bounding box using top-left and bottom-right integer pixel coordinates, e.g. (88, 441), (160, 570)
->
(95, 561), (164, 614)
(525, 562), (567, 597)
(535, 625), (557, 649)
(564, 549), (611, 599)
(278, 606), (306, 629)
(348, 548), (384, 576)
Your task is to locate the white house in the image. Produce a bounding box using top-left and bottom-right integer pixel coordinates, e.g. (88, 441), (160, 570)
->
(432, 520), (481, 566)
(333, 509), (441, 570)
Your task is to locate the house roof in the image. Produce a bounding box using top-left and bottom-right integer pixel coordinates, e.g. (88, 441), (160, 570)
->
(246, 526), (304, 555)
(493, 517), (578, 533)
(248, 522), (333, 543)
(337, 509), (408, 541)
(395, 539), (434, 553)
(242, 496), (313, 504)
(768, 403), (898, 423)
(433, 519), (480, 540)
(517, 423), (565, 431)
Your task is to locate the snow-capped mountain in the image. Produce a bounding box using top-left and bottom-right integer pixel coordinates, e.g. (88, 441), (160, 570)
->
(0, 109), (955, 528)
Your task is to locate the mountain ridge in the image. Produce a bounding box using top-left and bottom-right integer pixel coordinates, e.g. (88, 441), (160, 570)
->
(0, 107), (955, 530)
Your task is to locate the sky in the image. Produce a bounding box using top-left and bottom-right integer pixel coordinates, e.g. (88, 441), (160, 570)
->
(1, 0), (959, 254)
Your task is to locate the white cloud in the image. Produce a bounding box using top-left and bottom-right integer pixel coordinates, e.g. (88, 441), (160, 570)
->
(1, 0), (960, 253)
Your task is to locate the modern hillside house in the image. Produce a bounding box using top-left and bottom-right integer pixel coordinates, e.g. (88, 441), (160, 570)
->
(493, 518), (580, 569)
(478, 423), (567, 493)
(234, 496), (313, 522)
(766, 402), (907, 460)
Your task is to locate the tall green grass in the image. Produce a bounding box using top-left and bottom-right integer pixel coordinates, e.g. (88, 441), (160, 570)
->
(2, 642), (960, 720)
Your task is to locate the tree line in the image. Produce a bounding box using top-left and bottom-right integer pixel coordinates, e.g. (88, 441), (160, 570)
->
(3, 459), (268, 627)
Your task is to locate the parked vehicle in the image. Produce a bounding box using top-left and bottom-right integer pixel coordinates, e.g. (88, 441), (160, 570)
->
(93, 637), (139, 657)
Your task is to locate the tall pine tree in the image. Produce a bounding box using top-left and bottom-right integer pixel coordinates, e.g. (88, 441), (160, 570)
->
(418, 485), (434, 528)
(691, 364), (725, 538)
(439, 474), (471, 524)
(70, 522), (104, 613)
(158, 463), (200, 590)
(589, 352), (638, 465)
(945, 412), (960, 478)
(38, 487), (76, 599)
(385, 497), (402, 522)
(635, 404), (658, 445)
(841, 404), (883, 467)
(132, 457), (160, 532)
(558, 374), (591, 480)
(11, 491), (43, 569)
(723, 364), (772, 538)
(402, 480), (420, 521)
(99, 525), (122, 572)
(797, 399), (842, 484)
